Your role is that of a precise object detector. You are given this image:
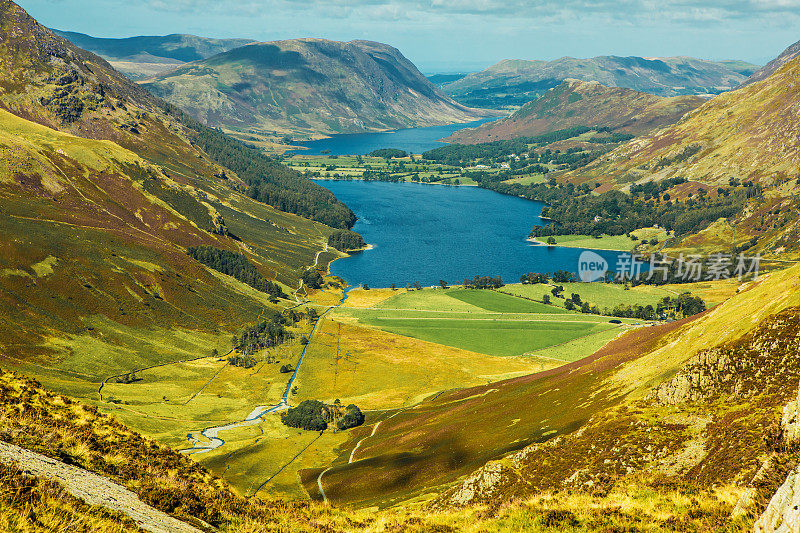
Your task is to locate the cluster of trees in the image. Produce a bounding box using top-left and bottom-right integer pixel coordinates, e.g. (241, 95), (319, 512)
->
(602, 295), (705, 320)
(509, 183), (749, 239)
(519, 271), (576, 284)
(422, 126), (596, 166)
(280, 400), (365, 432)
(302, 269), (324, 289)
(556, 289), (705, 320)
(187, 246), (285, 299)
(463, 275), (504, 289)
(337, 404), (365, 430)
(552, 270), (577, 283)
(234, 313), (294, 354)
(520, 272), (550, 284)
(630, 177), (687, 199)
(162, 103), (356, 229)
(328, 229), (366, 252)
(281, 400), (328, 431)
(656, 293), (707, 317)
(368, 148), (408, 159)
(228, 354), (257, 369)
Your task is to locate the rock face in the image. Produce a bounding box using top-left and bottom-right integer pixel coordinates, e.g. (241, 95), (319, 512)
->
(649, 311), (800, 406)
(0, 440), (203, 533)
(781, 383), (800, 445)
(446, 462), (507, 506)
(143, 38), (491, 138)
(754, 465), (800, 533)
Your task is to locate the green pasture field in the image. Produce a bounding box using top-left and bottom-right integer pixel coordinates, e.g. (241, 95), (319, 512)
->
(336, 287), (625, 358)
(358, 316), (614, 357)
(540, 227), (670, 252)
(499, 282), (674, 311)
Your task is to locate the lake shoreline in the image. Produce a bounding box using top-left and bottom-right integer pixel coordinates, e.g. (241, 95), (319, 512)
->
(526, 236), (631, 253)
(315, 180), (627, 289)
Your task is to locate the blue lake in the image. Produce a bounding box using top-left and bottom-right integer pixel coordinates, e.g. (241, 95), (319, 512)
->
(292, 118), (498, 156)
(315, 180), (626, 288)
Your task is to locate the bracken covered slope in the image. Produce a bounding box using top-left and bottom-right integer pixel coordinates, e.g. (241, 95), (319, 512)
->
(444, 79), (704, 144)
(307, 264), (800, 521)
(0, 0), (355, 229)
(566, 55), (800, 190)
(143, 38), (493, 139)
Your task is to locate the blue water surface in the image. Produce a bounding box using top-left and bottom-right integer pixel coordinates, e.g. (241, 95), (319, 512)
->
(315, 180), (626, 288)
(291, 118), (498, 156)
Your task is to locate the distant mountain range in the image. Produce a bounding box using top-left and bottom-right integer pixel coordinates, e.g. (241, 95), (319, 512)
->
(443, 56), (760, 108)
(141, 38), (493, 140)
(444, 79), (704, 144)
(51, 30), (255, 80)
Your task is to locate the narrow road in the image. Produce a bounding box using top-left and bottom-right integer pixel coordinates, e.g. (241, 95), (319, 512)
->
(293, 242), (330, 303)
(348, 420), (383, 463)
(317, 466), (333, 504)
(0, 440), (203, 533)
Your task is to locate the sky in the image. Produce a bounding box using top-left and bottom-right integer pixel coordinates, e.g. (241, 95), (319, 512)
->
(18, 0), (800, 72)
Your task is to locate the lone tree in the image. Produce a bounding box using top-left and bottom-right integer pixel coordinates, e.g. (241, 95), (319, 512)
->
(439, 280), (448, 289)
(547, 236), (557, 245)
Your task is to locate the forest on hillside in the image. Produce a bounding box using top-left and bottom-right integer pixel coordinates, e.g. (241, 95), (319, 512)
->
(162, 103), (357, 229)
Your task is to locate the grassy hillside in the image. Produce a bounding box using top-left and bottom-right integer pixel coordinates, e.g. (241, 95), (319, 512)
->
(560, 54), (800, 257)
(444, 79), (703, 144)
(143, 38), (493, 140)
(0, 94), (338, 462)
(0, 0), (355, 229)
(308, 264), (800, 508)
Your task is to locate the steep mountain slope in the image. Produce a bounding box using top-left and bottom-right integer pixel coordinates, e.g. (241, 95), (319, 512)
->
(444, 56), (759, 108)
(143, 38), (493, 139)
(740, 38), (800, 87)
(444, 79), (704, 144)
(568, 56), (800, 188)
(308, 265), (800, 512)
(52, 30), (255, 80)
(0, 0), (350, 436)
(0, 0), (354, 228)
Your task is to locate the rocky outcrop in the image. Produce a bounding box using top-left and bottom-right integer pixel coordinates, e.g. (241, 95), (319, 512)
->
(0, 440), (203, 533)
(780, 383), (800, 445)
(754, 465), (800, 533)
(446, 462), (508, 506)
(648, 311), (800, 406)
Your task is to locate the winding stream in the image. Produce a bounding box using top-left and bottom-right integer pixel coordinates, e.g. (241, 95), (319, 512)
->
(181, 297), (343, 454)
